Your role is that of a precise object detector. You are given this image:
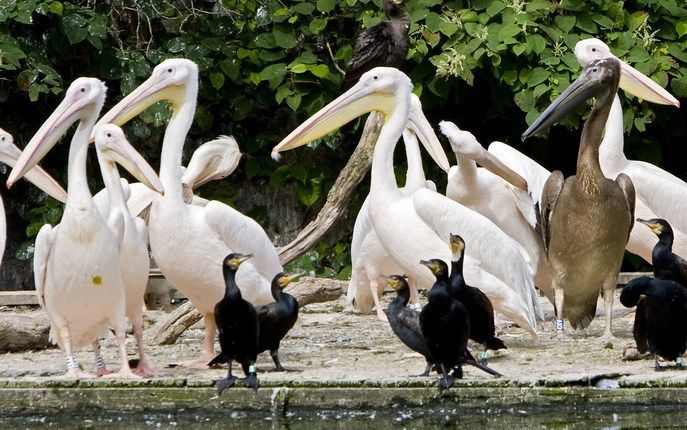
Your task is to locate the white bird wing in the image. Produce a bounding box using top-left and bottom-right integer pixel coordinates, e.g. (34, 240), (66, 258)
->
(488, 141), (550, 207)
(125, 183), (157, 218)
(0, 195), (5, 266)
(625, 160), (687, 234)
(350, 196), (372, 266)
(411, 188), (541, 319)
(34, 223), (58, 308)
(204, 200), (283, 278)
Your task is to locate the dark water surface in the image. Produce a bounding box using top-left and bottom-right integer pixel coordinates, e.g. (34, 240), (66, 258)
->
(3, 406), (687, 429)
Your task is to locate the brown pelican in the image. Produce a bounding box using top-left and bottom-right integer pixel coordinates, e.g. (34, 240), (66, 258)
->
(522, 58), (635, 337)
(7, 78), (142, 378)
(341, 0), (409, 90)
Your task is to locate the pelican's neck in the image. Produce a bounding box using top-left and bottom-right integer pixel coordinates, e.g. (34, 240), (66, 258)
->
(599, 95), (626, 170)
(66, 113), (98, 207)
(577, 90), (614, 182)
(402, 130), (426, 191)
(453, 150), (478, 182)
(160, 83), (197, 200)
(96, 154), (126, 211)
(370, 94), (411, 196)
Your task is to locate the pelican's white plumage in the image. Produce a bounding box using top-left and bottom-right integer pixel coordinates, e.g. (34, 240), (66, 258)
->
(441, 121), (553, 301)
(274, 67), (541, 337)
(94, 59), (282, 365)
(7, 78), (137, 378)
(93, 123), (164, 376)
(574, 38), (685, 262)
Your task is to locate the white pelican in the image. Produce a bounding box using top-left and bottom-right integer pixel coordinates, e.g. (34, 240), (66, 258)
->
(7, 78), (138, 378)
(94, 59), (282, 366)
(440, 121), (553, 301)
(93, 124), (164, 376)
(574, 38), (685, 262)
(348, 94), (450, 321)
(273, 67), (541, 337)
(1, 127), (69, 267)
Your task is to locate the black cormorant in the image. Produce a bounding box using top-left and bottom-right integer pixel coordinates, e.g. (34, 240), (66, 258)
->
(341, 0), (409, 91)
(256, 272), (300, 371)
(419, 259), (470, 391)
(208, 253), (260, 393)
(620, 276), (687, 371)
(384, 274), (501, 378)
(448, 234), (506, 361)
(637, 218), (687, 286)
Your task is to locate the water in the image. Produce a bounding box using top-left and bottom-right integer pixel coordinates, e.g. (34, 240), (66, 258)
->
(3, 406), (687, 429)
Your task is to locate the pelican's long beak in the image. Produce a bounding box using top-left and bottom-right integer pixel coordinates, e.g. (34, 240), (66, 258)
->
(272, 81), (396, 156)
(8, 93), (92, 188)
(522, 67), (602, 140)
(472, 145), (528, 190)
(99, 135), (163, 193)
(406, 105), (451, 173)
(618, 60), (679, 107)
(0, 146), (67, 203)
(94, 77), (184, 137)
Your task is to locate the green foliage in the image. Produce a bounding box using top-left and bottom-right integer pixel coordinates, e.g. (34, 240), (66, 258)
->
(1, 0), (686, 272)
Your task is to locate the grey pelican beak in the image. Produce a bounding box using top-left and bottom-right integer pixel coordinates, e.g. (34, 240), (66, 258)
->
(272, 72), (397, 156)
(522, 62), (607, 141)
(8, 85), (98, 188)
(0, 141), (67, 203)
(94, 125), (164, 194)
(406, 95), (451, 173)
(618, 60), (679, 107)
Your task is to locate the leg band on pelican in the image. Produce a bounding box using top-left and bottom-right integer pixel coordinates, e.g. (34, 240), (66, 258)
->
(95, 355), (106, 370)
(555, 319), (564, 331)
(66, 355), (78, 370)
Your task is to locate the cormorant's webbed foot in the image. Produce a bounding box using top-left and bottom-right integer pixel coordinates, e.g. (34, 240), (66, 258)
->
(438, 364), (456, 392)
(216, 375), (238, 394)
(241, 373), (259, 392)
(654, 355), (663, 372)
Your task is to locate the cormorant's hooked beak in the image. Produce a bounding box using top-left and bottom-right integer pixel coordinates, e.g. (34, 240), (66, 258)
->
(94, 125), (164, 194)
(636, 218), (661, 234)
(0, 143), (67, 203)
(382, 275), (401, 289)
(617, 60), (679, 107)
(406, 96), (450, 172)
(271, 77), (396, 157)
(8, 90), (94, 188)
(277, 272), (300, 288)
(522, 66), (605, 141)
(230, 253), (253, 267)
(448, 233), (465, 255)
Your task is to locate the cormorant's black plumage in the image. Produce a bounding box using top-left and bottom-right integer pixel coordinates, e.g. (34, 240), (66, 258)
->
(638, 218), (687, 286)
(256, 272), (299, 371)
(620, 276), (687, 371)
(448, 234), (506, 354)
(419, 259), (470, 391)
(385, 274), (502, 378)
(341, 0), (409, 91)
(208, 253), (260, 392)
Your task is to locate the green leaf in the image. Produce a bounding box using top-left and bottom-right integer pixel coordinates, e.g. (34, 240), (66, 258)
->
(210, 72), (225, 90)
(62, 13), (88, 45)
(671, 75), (687, 98)
(255, 33), (277, 49)
(49, 1), (63, 15)
(486, 1), (506, 17)
(309, 18), (327, 34)
(290, 63), (308, 73)
(309, 64), (329, 78)
(292, 3), (315, 14)
(527, 34), (547, 54)
(498, 24), (521, 40)
(676, 21), (687, 37)
(527, 67), (548, 87)
(166, 37), (187, 53)
(555, 15), (576, 33)
(286, 92), (302, 110)
(275, 85), (293, 104)
(591, 14), (614, 29)
(514, 90), (535, 111)
(575, 15), (597, 33)
(273, 28), (297, 49)
(316, 0), (336, 13)
(245, 158), (260, 180)
(627, 11), (648, 31)
(260, 63), (287, 81)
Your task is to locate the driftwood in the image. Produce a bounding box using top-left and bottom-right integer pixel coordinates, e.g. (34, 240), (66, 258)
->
(277, 112), (383, 265)
(0, 313), (51, 352)
(148, 277), (345, 346)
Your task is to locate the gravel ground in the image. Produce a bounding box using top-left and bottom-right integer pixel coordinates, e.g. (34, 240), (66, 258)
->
(0, 288), (680, 385)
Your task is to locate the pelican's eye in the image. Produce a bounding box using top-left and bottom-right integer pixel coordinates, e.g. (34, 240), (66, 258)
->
(591, 47), (597, 52)
(106, 132), (112, 138)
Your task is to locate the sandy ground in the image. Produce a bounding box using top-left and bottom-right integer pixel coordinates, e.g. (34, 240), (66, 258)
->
(0, 288), (678, 384)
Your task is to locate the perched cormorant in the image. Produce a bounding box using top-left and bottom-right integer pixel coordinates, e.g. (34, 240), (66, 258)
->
(522, 58), (635, 337)
(620, 276), (687, 371)
(340, 0), (409, 91)
(256, 272), (300, 371)
(384, 274), (501, 378)
(637, 218), (687, 286)
(208, 253), (260, 393)
(419, 259), (470, 391)
(447, 234), (506, 361)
